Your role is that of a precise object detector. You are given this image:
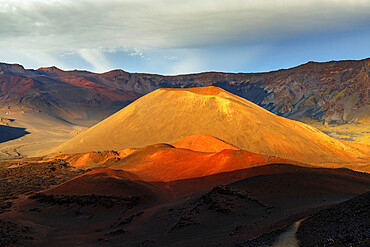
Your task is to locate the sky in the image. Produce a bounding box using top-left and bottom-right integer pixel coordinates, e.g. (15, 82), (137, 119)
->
(0, 0), (369, 75)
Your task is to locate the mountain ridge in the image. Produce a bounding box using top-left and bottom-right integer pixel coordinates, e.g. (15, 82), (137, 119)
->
(1, 58), (369, 123)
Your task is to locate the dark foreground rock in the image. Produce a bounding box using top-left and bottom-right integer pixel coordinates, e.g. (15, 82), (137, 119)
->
(0, 219), (32, 246)
(297, 191), (370, 247)
(30, 193), (140, 209)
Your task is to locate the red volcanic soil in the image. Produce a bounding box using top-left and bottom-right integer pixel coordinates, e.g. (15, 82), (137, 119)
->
(172, 134), (239, 152)
(49, 149), (142, 169)
(50, 151), (121, 168)
(48, 134), (240, 169)
(109, 144), (301, 181)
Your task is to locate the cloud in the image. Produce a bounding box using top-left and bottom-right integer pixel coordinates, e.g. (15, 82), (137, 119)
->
(0, 46), (71, 69)
(129, 48), (145, 59)
(78, 48), (112, 72)
(0, 0), (369, 73)
(0, 0), (369, 51)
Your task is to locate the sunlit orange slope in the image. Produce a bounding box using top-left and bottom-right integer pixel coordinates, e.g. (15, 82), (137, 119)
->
(50, 86), (369, 164)
(172, 134), (239, 152)
(47, 134), (235, 168)
(51, 150), (122, 168)
(108, 144), (300, 181)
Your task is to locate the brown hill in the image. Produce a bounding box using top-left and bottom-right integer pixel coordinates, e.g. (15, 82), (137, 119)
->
(166, 164), (370, 199)
(51, 87), (369, 165)
(42, 168), (170, 203)
(41, 164), (370, 203)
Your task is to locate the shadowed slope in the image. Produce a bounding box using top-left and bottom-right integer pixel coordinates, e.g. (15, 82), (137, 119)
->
(165, 167), (370, 247)
(0, 125), (29, 143)
(51, 87), (369, 164)
(166, 164), (370, 199)
(40, 164), (370, 202)
(43, 168), (170, 203)
(20, 164), (370, 247)
(41, 164), (370, 203)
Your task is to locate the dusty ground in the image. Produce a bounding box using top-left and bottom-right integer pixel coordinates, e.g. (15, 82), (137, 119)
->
(0, 161), (87, 202)
(299, 118), (370, 144)
(0, 109), (87, 160)
(0, 160), (90, 246)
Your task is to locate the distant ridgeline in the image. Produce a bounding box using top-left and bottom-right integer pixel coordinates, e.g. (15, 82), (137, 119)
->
(0, 58), (369, 123)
